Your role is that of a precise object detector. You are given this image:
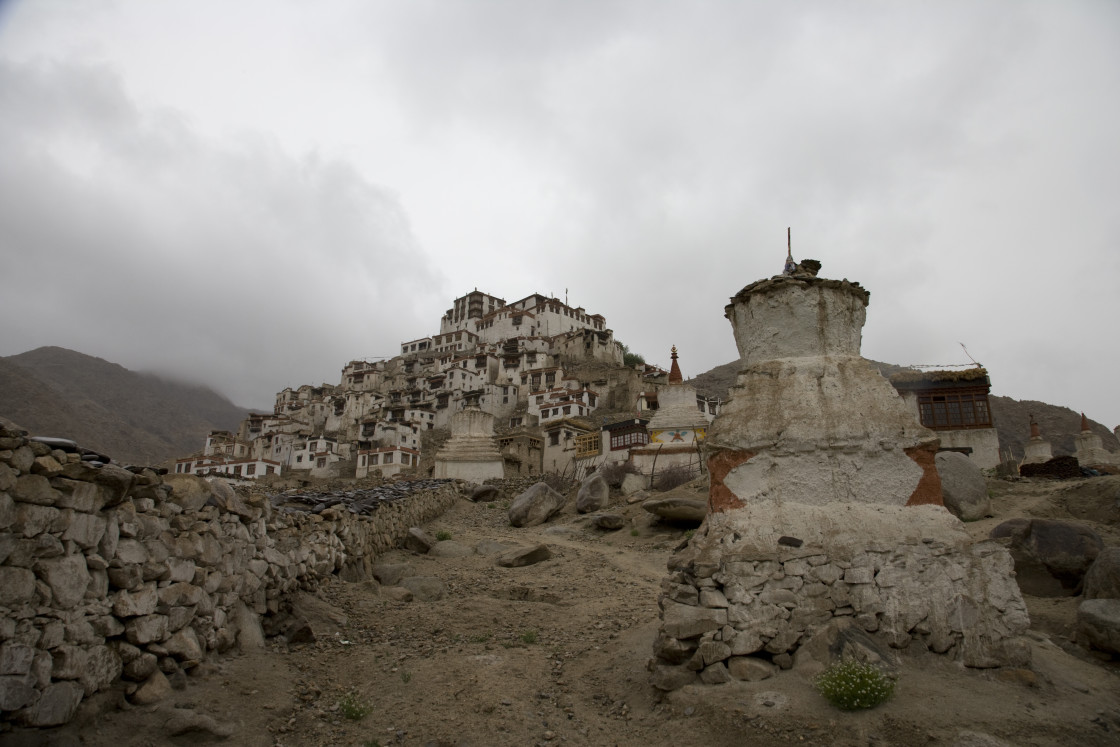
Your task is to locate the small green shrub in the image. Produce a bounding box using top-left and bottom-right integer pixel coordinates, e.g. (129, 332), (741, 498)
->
(400, 671), (412, 683)
(435, 530), (452, 541)
(629, 529), (640, 537)
(813, 660), (895, 711)
(338, 692), (373, 720)
(520, 629), (539, 644)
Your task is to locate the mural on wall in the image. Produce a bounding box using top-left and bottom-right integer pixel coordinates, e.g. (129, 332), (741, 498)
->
(650, 427), (706, 444)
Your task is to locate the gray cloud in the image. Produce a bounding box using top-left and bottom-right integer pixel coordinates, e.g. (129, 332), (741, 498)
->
(1, 1), (1118, 428)
(0, 59), (441, 407)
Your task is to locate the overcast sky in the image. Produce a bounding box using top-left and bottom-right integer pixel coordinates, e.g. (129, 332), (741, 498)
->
(1, 1), (1117, 431)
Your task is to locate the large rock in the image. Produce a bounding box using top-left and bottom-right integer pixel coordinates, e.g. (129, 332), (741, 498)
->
(468, 484), (500, 502)
(936, 451), (991, 521)
(1083, 548), (1120, 600)
(130, 669), (172, 705)
(642, 494), (707, 523)
(207, 478), (253, 518)
(16, 681), (84, 726)
(163, 474), (212, 512)
(508, 483), (567, 527)
(372, 563), (410, 586)
(1077, 599), (1120, 655)
(428, 540), (475, 558)
(794, 618), (899, 676)
(990, 518), (1103, 595)
(620, 472), (648, 496)
(497, 544), (552, 568)
(575, 473), (609, 514)
(403, 527), (435, 553)
(34, 554), (90, 609)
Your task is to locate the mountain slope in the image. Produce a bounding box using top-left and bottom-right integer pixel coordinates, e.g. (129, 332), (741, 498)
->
(0, 347), (253, 466)
(688, 359), (1119, 461)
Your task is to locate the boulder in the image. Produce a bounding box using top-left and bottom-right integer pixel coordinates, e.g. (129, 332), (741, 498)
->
(935, 451), (991, 521)
(207, 479), (253, 518)
(642, 495), (707, 523)
(16, 681), (84, 726)
(497, 544), (553, 568)
(468, 484), (500, 502)
(0, 675), (38, 711)
(593, 514), (626, 530)
(794, 618), (900, 676)
(474, 540), (516, 555)
(1077, 598), (1120, 655)
(620, 472), (648, 495)
(1084, 548), (1120, 600)
(990, 518), (1103, 595)
(164, 474), (211, 512)
(34, 555), (90, 609)
(403, 527), (435, 553)
(372, 563), (410, 586)
(508, 483), (567, 527)
(650, 664), (699, 691)
(163, 710), (237, 739)
(727, 656), (775, 681)
(428, 540), (475, 558)
(575, 473), (609, 514)
(130, 669), (172, 705)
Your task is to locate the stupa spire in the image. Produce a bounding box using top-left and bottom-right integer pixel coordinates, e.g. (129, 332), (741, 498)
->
(668, 345), (683, 384)
(1081, 412), (1091, 433)
(782, 227), (797, 275)
(1029, 414), (1041, 440)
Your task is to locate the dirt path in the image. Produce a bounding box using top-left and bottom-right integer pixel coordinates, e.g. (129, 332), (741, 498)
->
(28, 479), (1120, 746)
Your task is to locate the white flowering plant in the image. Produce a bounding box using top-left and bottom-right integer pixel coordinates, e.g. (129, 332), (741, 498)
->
(813, 659), (896, 710)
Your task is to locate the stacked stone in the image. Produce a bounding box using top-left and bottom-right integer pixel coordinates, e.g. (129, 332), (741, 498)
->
(652, 524), (1030, 690)
(0, 426), (460, 727)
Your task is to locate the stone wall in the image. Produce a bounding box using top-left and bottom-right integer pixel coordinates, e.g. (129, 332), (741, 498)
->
(651, 505), (1031, 690)
(0, 426), (460, 727)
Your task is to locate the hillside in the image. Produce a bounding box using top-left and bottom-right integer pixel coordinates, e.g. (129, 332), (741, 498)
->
(0, 346), (253, 466)
(688, 359), (1120, 461)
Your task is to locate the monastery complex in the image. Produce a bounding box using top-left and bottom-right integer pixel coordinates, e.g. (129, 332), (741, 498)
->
(174, 290), (721, 483)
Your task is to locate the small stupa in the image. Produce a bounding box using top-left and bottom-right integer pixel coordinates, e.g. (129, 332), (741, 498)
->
(1021, 415), (1053, 466)
(630, 347), (709, 475)
(1074, 412), (1118, 468)
(649, 244), (1029, 691)
(432, 395), (504, 481)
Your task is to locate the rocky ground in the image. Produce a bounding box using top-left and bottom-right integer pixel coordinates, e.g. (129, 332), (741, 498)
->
(10, 476), (1120, 747)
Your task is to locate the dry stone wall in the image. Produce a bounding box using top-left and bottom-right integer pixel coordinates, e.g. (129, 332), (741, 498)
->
(651, 509), (1031, 690)
(0, 426), (459, 727)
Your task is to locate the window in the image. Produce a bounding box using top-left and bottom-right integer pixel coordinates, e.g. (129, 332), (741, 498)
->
(370, 454), (379, 465)
(247, 464), (256, 476)
(296, 456), (303, 463)
(384, 452), (394, 464)
(266, 466), (275, 475)
(549, 432), (560, 446)
(916, 388), (992, 430)
(233, 466), (242, 475)
(574, 432), (600, 458)
(317, 458), (326, 468)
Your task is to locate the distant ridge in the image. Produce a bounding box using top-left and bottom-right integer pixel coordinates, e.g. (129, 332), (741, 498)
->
(0, 346), (254, 466)
(688, 359), (1120, 461)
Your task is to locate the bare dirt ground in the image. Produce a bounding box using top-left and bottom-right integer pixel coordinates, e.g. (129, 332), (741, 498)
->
(19, 477), (1120, 747)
